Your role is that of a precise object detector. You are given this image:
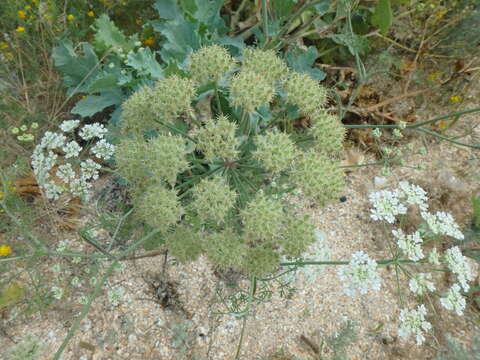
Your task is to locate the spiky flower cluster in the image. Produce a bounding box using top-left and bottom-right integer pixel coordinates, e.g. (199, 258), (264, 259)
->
(283, 72), (328, 117)
(310, 112), (345, 155)
(190, 176), (237, 224)
(187, 45), (235, 85)
(230, 70), (275, 113)
(253, 131), (297, 174)
(121, 76), (195, 133)
(242, 48), (288, 83)
(291, 151), (345, 205)
(195, 115), (240, 161)
(32, 120), (114, 200)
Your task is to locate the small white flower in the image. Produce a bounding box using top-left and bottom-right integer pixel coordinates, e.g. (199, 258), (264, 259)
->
(409, 273), (435, 296)
(56, 240), (70, 252)
(59, 120), (80, 132)
(393, 229), (424, 261)
(79, 123), (107, 141)
(43, 181), (64, 200)
(421, 211), (464, 240)
(91, 139), (115, 160)
(71, 277), (82, 287)
(440, 284), (466, 316)
(398, 181), (428, 211)
(80, 159), (101, 180)
(62, 140), (82, 158)
(71, 256), (82, 264)
(444, 246), (472, 292)
(338, 251), (381, 296)
(51, 286), (64, 300)
(79, 295), (89, 305)
(369, 190), (407, 224)
(56, 163), (76, 183)
(39, 131), (66, 150)
(398, 304), (432, 345)
(52, 264), (62, 273)
(372, 128), (382, 138)
(70, 177), (92, 199)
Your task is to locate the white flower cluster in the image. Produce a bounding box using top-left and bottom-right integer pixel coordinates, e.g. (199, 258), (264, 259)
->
(392, 229), (424, 261)
(440, 284), (466, 316)
(338, 251), (381, 296)
(443, 246), (473, 292)
(369, 189), (407, 223)
(421, 211), (464, 240)
(398, 181), (428, 211)
(408, 273), (435, 296)
(398, 304), (432, 345)
(32, 120), (114, 200)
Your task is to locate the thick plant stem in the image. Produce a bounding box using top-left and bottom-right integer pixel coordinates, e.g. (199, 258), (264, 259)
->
(234, 275), (257, 359)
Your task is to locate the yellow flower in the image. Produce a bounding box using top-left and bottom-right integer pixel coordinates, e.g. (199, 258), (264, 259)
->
(428, 72), (441, 82)
(5, 52), (13, 59)
(0, 42), (9, 50)
(16, 26), (26, 33)
(438, 120), (447, 130)
(135, 18), (142, 25)
(31, 0), (37, 3)
(87, 10), (95, 17)
(18, 10), (26, 19)
(67, 14), (75, 21)
(435, 10), (448, 20)
(44, 14), (52, 19)
(0, 192), (4, 199)
(450, 95), (461, 103)
(143, 37), (155, 47)
(0, 245), (12, 256)
(25, 5), (32, 10)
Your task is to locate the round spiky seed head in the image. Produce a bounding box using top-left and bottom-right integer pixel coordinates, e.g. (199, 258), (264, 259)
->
(310, 111), (345, 154)
(291, 150), (345, 206)
(165, 225), (203, 263)
(240, 243), (280, 277)
(283, 72), (328, 117)
(148, 134), (189, 186)
(190, 176), (237, 224)
(203, 229), (246, 270)
(121, 86), (159, 134)
(253, 130), (298, 174)
(196, 115), (240, 161)
(135, 184), (184, 230)
(230, 70), (275, 113)
(241, 192), (285, 244)
(280, 215), (316, 259)
(242, 48), (288, 83)
(188, 45), (236, 85)
(115, 136), (151, 186)
(151, 75), (196, 123)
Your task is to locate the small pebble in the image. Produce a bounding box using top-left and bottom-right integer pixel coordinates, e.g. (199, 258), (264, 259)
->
(339, 196), (347, 203)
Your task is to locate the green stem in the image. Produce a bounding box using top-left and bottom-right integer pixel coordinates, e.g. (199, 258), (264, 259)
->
(234, 275), (256, 360)
(262, 0), (268, 42)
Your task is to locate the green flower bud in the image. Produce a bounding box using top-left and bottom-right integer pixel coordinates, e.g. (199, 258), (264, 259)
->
(135, 184), (184, 230)
(196, 115), (240, 161)
(283, 72), (328, 117)
(116, 135), (189, 187)
(30, 122), (39, 129)
(242, 48), (288, 83)
(291, 150), (345, 206)
(230, 70), (275, 113)
(11, 127), (19, 134)
(20, 125), (28, 132)
(152, 75), (196, 123)
(241, 192), (285, 243)
(280, 215), (316, 259)
(121, 86), (159, 134)
(240, 243), (280, 277)
(165, 225), (203, 263)
(310, 112), (345, 154)
(253, 130), (298, 174)
(191, 176), (237, 224)
(203, 229), (245, 269)
(188, 45), (236, 85)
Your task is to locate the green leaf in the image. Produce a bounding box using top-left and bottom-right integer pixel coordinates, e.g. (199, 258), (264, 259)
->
(371, 0), (393, 34)
(94, 14), (137, 52)
(126, 48), (164, 79)
(154, 0), (181, 20)
(313, 0), (335, 15)
(71, 89), (124, 118)
(272, 0), (297, 21)
(328, 33), (370, 56)
(286, 46), (326, 81)
(52, 40), (100, 93)
(152, 17), (201, 65)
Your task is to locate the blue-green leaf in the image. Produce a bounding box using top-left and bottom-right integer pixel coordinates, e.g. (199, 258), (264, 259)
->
(71, 89), (124, 118)
(286, 46), (326, 81)
(94, 14), (137, 52)
(154, 0), (181, 20)
(126, 48), (164, 79)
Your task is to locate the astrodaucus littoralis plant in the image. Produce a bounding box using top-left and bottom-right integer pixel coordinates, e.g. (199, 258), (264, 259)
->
(115, 46), (346, 277)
